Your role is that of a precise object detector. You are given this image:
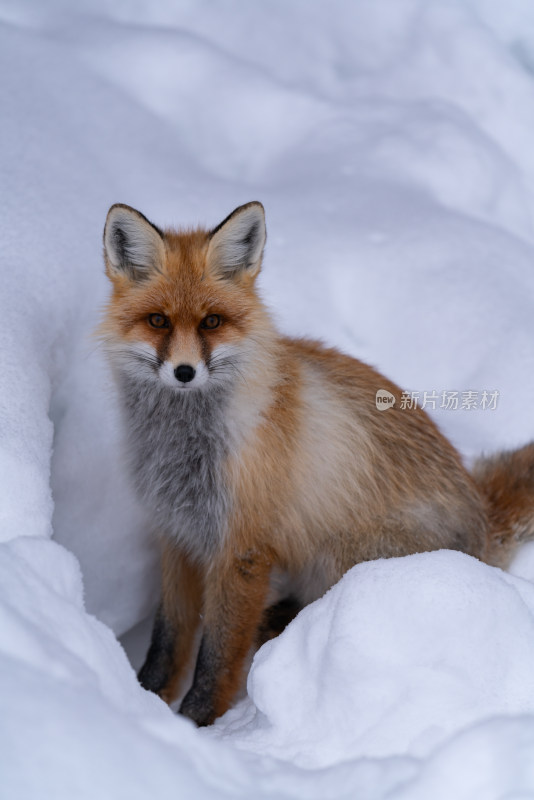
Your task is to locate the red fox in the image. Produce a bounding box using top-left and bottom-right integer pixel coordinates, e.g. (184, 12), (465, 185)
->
(100, 200), (534, 727)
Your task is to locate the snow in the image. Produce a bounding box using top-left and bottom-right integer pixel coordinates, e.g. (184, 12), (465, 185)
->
(2, 0), (534, 797)
(212, 552), (534, 765)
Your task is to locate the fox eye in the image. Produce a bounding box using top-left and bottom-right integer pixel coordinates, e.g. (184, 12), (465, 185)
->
(148, 313), (170, 329)
(201, 314), (221, 330)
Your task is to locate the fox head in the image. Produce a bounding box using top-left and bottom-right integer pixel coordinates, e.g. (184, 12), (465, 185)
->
(100, 201), (269, 392)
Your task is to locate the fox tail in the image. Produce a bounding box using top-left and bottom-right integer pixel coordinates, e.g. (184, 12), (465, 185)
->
(472, 442), (534, 568)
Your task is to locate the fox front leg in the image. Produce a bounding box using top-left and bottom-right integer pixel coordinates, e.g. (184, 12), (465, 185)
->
(179, 548), (273, 726)
(138, 541), (203, 704)
(138, 603), (176, 697)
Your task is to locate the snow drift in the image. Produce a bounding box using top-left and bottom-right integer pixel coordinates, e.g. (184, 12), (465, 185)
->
(2, 0), (534, 797)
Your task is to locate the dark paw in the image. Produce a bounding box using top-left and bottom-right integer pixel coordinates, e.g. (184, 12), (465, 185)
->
(179, 689), (216, 727)
(137, 606), (175, 694)
(137, 648), (176, 697)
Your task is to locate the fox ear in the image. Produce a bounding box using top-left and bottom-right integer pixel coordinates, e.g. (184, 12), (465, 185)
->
(207, 202), (266, 280)
(103, 204), (165, 281)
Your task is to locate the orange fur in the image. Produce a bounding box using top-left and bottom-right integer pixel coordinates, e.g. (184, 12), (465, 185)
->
(100, 201), (534, 726)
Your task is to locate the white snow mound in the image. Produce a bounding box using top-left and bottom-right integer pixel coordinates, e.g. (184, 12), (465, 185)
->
(4, 0), (534, 797)
(213, 551), (534, 767)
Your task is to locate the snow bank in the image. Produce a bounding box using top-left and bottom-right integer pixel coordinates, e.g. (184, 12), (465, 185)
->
(3, 0), (534, 797)
(214, 551), (534, 766)
(0, 538), (259, 800)
(4, 542), (534, 799)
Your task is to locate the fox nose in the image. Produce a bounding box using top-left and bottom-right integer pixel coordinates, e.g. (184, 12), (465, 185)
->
(174, 364), (196, 384)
